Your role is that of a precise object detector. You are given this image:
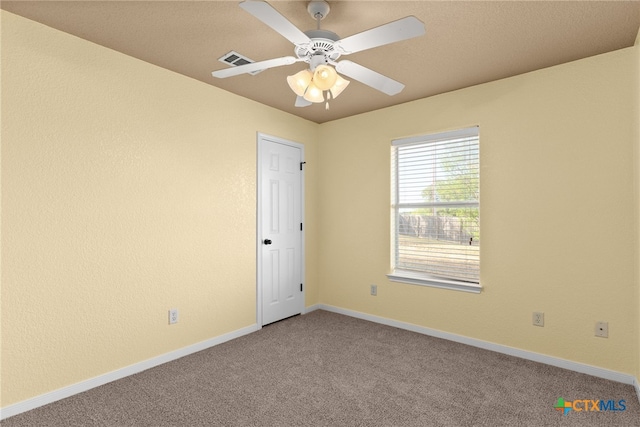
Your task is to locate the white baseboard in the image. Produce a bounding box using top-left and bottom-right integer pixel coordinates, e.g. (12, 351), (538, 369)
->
(3, 306), (639, 420)
(303, 304), (321, 314)
(0, 323), (259, 421)
(318, 304), (638, 387)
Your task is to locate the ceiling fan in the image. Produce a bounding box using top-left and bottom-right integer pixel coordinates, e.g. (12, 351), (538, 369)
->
(211, 0), (425, 109)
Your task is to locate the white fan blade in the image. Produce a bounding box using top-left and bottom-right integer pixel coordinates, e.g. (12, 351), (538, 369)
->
(334, 16), (425, 55)
(240, 1), (311, 46)
(295, 96), (312, 108)
(212, 56), (298, 78)
(335, 60), (405, 96)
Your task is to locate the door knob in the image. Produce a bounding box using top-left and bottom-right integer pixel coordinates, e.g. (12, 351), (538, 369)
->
(263, 239), (272, 245)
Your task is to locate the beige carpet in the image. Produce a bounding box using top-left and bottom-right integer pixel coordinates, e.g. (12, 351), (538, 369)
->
(3, 310), (639, 426)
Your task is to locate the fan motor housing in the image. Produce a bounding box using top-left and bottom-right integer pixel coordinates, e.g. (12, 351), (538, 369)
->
(296, 29), (341, 63)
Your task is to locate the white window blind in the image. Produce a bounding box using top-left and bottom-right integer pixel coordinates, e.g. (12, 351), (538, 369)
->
(390, 127), (480, 287)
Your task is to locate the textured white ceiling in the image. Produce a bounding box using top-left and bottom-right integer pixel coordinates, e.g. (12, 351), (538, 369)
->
(3, 1), (639, 123)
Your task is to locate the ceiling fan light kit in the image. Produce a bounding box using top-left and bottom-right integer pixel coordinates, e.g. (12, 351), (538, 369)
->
(304, 82), (325, 104)
(287, 69), (313, 97)
(287, 64), (349, 109)
(211, 0), (425, 110)
(312, 65), (337, 90)
(330, 74), (349, 99)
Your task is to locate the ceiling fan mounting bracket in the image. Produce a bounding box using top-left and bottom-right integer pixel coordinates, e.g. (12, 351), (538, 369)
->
(307, 1), (330, 21)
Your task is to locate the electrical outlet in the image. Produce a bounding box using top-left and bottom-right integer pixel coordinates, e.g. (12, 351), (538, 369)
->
(168, 308), (179, 325)
(595, 321), (608, 338)
(370, 285), (377, 296)
(532, 312), (544, 327)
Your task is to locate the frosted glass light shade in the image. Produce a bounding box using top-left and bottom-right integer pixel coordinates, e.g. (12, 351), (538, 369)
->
(313, 65), (337, 91)
(303, 81), (325, 103)
(287, 69), (313, 97)
(330, 74), (350, 99)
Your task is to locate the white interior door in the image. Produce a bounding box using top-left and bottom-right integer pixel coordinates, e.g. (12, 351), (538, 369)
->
(258, 134), (304, 326)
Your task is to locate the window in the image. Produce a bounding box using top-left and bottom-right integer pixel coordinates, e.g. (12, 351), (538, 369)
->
(388, 127), (481, 293)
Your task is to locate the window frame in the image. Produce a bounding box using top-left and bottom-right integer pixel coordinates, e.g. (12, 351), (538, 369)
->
(388, 127), (482, 294)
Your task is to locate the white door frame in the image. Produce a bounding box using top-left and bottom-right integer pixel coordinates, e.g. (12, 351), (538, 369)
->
(256, 132), (305, 328)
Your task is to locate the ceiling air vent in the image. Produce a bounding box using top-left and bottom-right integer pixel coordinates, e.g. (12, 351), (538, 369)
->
(218, 51), (263, 75)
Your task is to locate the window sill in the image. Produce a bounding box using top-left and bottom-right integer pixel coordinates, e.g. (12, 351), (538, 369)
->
(387, 270), (482, 294)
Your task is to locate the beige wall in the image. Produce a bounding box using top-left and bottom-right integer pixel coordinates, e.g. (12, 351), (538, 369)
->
(1, 11), (318, 406)
(2, 9), (639, 409)
(318, 45), (639, 376)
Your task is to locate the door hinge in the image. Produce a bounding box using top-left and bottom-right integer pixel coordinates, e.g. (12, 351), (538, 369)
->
(300, 283), (303, 292)
(300, 161), (306, 171)
(300, 223), (303, 231)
